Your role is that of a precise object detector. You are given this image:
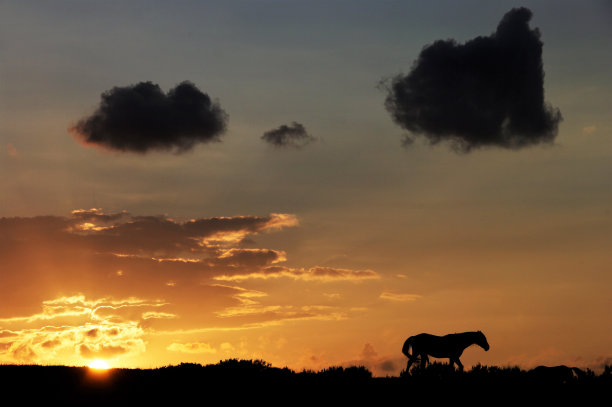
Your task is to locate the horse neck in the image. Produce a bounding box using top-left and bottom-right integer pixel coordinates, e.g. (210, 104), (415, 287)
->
(454, 332), (482, 350)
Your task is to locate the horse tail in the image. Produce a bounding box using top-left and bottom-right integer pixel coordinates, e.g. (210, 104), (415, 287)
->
(402, 336), (413, 357)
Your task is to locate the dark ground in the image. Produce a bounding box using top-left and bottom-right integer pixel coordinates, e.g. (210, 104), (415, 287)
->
(1, 360), (610, 405)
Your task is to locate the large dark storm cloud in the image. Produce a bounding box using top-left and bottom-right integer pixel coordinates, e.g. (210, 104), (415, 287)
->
(71, 81), (228, 153)
(384, 8), (562, 152)
(261, 122), (315, 149)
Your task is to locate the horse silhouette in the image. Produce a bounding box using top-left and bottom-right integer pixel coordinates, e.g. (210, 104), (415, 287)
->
(402, 331), (490, 372)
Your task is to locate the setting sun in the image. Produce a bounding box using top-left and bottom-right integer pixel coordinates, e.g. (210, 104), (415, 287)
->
(88, 360), (110, 370)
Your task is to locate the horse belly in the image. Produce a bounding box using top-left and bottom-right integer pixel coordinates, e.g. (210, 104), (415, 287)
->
(427, 349), (452, 358)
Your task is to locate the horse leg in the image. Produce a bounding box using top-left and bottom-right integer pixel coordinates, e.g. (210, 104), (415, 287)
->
(450, 357), (464, 372)
(406, 351), (420, 372)
(406, 356), (414, 372)
(420, 354), (428, 369)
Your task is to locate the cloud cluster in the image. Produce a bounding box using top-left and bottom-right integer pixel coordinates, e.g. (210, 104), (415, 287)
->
(384, 7), (562, 152)
(0, 295), (158, 364)
(204, 284), (346, 325)
(216, 301), (345, 326)
(71, 81), (228, 153)
(261, 122), (316, 149)
(0, 210), (302, 328)
(0, 208), (297, 258)
(0, 209), (381, 365)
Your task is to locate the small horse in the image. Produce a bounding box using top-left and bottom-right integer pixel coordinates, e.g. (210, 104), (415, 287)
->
(402, 331), (489, 372)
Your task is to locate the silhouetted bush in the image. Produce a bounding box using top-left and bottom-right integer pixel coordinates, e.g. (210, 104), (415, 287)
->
(175, 362), (203, 369)
(215, 358), (271, 370)
(314, 365), (372, 380)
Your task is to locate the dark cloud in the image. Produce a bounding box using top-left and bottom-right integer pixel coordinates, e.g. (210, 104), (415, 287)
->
(212, 249), (286, 267)
(0, 210), (298, 259)
(384, 7), (562, 152)
(71, 208), (127, 223)
(261, 122), (315, 149)
(85, 213), (297, 256)
(71, 81), (228, 153)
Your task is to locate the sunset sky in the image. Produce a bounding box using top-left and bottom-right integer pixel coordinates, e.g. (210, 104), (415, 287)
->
(1, 1), (611, 376)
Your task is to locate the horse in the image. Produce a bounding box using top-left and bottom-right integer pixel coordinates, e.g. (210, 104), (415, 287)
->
(402, 331), (489, 372)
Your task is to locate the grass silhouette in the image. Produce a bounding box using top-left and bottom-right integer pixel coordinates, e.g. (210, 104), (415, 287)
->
(1, 359), (609, 404)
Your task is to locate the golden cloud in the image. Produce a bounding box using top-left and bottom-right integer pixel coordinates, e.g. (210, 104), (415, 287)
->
(214, 266), (379, 282)
(167, 342), (217, 354)
(379, 292), (423, 302)
(0, 294), (164, 365)
(213, 285), (347, 326)
(141, 312), (178, 320)
(1, 209), (381, 366)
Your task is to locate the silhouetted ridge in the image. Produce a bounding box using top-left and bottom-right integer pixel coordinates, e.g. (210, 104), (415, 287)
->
(1, 360), (609, 404)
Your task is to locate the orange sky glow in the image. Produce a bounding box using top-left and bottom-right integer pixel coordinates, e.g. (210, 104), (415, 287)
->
(1, 207), (610, 375)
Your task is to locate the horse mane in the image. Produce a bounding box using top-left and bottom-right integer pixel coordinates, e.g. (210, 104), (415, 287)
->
(449, 331), (488, 348)
(450, 331), (484, 337)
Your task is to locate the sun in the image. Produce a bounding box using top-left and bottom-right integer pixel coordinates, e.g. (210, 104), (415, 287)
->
(88, 359), (111, 370)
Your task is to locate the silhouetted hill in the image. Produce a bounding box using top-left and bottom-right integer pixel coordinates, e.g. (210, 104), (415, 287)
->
(1, 360), (609, 405)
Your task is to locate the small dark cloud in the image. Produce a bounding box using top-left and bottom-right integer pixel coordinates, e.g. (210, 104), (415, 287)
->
(383, 7), (562, 152)
(71, 81), (228, 153)
(261, 122), (315, 149)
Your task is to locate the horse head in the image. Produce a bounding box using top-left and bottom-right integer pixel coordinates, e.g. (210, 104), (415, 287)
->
(477, 330), (490, 351)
